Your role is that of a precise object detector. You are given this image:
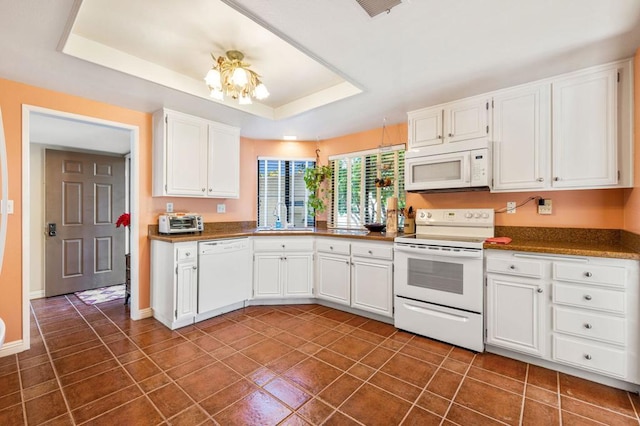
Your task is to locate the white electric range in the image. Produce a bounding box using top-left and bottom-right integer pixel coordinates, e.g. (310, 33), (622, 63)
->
(393, 208), (494, 352)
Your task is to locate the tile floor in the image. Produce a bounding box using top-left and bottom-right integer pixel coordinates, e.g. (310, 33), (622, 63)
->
(1, 296), (639, 425)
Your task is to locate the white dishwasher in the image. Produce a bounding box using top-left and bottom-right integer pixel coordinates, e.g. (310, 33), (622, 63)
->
(197, 238), (251, 320)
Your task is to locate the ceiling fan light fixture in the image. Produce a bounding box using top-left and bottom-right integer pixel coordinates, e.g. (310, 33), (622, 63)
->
(205, 50), (268, 104)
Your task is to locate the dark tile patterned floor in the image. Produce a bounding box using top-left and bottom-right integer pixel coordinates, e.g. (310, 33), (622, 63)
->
(1, 296), (639, 425)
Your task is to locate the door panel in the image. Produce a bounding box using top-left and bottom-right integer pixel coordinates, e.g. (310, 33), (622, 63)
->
(45, 150), (126, 297)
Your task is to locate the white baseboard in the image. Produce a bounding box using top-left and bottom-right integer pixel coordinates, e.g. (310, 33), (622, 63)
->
(0, 340), (28, 357)
(30, 290), (45, 300)
(133, 307), (153, 320)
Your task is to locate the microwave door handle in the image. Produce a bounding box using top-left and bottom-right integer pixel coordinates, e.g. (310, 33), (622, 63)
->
(463, 155), (471, 183)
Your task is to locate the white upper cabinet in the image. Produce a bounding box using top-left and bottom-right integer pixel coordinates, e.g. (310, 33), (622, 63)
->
(492, 83), (551, 191)
(551, 66), (619, 188)
(153, 109), (240, 198)
(408, 95), (490, 149)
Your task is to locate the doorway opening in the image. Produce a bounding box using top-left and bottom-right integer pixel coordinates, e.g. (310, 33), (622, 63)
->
(22, 105), (141, 350)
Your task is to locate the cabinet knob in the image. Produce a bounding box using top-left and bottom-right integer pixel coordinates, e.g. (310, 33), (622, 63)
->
(208, 188), (212, 192)
(192, 265), (197, 270)
(330, 246), (333, 250)
(554, 177), (559, 181)
(537, 177), (544, 182)
(448, 133), (453, 137)
(282, 245), (285, 248)
(345, 260), (350, 265)
(537, 288), (543, 293)
(202, 188), (206, 192)
(584, 354), (592, 360)
(584, 272), (592, 278)
(584, 294), (592, 301)
(509, 265), (516, 270)
(185, 252), (191, 256)
(437, 135), (442, 139)
(368, 250), (373, 255)
(584, 323), (593, 329)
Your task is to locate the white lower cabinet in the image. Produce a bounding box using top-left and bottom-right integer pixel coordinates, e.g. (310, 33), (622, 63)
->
(316, 239), (393, 318)
(486, 274), (547, 358)
(485, 250), (640, 384)
(151, 241), (198, 330)
(253, 238), (314, 299)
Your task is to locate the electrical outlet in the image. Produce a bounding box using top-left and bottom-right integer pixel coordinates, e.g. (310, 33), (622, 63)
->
(1, 200), (13, 214)
(507, 201), (516, 214)
(166, 202), (173, 213)
(217, 203), (226, 213)
(538, 199), (552, 215)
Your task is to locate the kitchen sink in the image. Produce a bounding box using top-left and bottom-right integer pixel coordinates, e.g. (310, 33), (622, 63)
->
(255, 227), (315, 233)
(326, 229), (370, 236)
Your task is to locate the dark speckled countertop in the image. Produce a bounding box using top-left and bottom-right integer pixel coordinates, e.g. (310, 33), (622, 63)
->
(485, 226), (640, 260)
(148, 221), (397, 243)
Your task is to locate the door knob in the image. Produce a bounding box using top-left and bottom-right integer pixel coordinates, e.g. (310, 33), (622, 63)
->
(47, 223), (57, 237)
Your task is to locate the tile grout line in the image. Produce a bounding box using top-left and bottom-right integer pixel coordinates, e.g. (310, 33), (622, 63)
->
(28, 299), (75, 424)
(90, 300), (219, 425)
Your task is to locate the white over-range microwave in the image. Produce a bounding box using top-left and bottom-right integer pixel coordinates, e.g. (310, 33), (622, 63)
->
(405, 140), (491, 192)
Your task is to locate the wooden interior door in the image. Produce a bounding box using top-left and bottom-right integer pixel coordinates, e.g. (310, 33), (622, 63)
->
(45, 150), (126, 297)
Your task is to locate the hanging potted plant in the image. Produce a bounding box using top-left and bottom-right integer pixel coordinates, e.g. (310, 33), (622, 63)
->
(304, 164), (333, 214)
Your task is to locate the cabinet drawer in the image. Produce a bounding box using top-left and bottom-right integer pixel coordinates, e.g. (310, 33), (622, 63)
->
(553, 283), (625, 314)
(553, 263), (626, 287)
(253, 238), (314, 253)
(177, 246), (197, 261)
(552, 335), (626, 378)
(553, 307), (625, 345)
(352, 243), (393, 260)
(316, 239), (350, 255)
(485, 257), (543, 278)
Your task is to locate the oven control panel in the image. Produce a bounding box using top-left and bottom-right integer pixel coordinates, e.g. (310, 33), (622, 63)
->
(416, 209), (494, 226)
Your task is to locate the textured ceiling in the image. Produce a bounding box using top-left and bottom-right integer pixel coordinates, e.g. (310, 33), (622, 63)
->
(2, 0), (640, 144)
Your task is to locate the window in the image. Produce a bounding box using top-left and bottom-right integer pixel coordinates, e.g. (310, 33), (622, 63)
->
(328, 145), (405, 228)
(257, 158), (315, 228)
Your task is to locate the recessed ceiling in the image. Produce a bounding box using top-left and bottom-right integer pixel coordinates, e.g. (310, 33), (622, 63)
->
(62, 0), (362, 120)
(1, 0), (640, 141)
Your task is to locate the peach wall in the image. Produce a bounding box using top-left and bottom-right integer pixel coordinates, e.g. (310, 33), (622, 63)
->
(0, 78), (152, 343)
(622, 48), (640, 233)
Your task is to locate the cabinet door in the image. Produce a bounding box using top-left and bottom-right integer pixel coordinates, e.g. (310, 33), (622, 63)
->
(486, 275), (546, 357)
(552, 68), (618, 188)
(253, 254), (283, 298)
(492, 84), (551, 191)
(408, 107), (444, 149)
(176, 261), (198, 324)
(446, 97), (489, 144)
(207, 123), (240, 198)
(283, 253), (313, 297)
(316, 254), (351, 305)
(165, 112), (209, 196)
(351, 258), (393, 317)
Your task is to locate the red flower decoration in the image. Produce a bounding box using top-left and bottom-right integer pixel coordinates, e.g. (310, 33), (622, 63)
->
(116, 212), (130, 228)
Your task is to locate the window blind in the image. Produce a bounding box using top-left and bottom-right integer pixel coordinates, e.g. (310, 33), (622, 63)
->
(328, 145), (405, 229)
(257, 158), (315, 228)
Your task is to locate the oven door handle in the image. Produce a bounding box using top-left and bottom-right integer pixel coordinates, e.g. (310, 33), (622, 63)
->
(402, 302), (471, 322)
(394, 244), (482, 259)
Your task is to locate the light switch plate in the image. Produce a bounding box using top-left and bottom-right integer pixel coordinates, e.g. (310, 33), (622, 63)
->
(166, 202), (173, 213)
(1, 199), (13, 214)
(217, 203), (226, 213)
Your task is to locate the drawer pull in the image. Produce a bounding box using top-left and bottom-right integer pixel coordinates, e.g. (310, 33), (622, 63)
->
(584, 295), (592, 301)
(509, 265), (516, 270)
(584, 272), (593, 277)
(368, 250), (373, 255)
(584, 323), (593, 329)
(584, 354), (592, 360)
(330, 246), (333, 250)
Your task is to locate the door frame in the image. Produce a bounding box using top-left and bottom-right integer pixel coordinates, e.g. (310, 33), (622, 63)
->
(21, 105), (142, 349)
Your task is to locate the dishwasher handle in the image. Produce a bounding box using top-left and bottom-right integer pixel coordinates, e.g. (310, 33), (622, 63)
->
(199, 239), (248, 255)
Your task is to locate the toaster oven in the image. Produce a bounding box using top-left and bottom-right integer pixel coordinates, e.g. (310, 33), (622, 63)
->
(158, 213), (204, 234)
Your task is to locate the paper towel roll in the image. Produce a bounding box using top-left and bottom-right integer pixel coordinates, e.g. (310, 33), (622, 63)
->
(386, 197), (398, 234)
